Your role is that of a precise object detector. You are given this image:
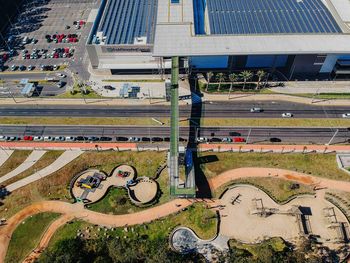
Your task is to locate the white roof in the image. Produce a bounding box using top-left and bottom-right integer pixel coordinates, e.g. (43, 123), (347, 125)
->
(153, 0), (350, 56)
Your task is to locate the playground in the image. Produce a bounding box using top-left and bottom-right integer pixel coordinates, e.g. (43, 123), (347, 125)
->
(71, 165), (158, 205)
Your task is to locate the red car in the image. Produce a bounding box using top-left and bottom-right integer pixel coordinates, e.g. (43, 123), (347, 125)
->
(233, 137), (245, 143)
(23, 136), (33, 141)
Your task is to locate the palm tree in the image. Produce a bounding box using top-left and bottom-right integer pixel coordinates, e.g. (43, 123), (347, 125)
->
(256, 70), (266, 90)
(228, 73), (239, 93)
(216, 72), (225, 91)
(240, 70), (253, 90)
(206, 71), (213, 92)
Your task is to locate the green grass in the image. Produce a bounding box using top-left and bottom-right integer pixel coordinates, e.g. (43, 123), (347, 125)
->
(229, 237), (287, 259)
(0, 151), (167, 219)
(0, 116), (349, 128)
(200, 152), (350, 181)
(213, 177), (315, 202)
(0, 150), (32, 177)
(282, 93), (350, 100)
(3, 151), (64, 185)
(56, 86), (104, 99)
(49, 202), (217, 250)
(5, 212), (61, 263)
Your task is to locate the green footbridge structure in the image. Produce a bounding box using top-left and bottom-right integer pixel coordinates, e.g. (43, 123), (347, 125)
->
(169, 57), (196, 198)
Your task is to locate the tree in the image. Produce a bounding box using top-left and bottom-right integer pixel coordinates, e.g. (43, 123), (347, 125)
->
(206, 71), (213, 92)
(239, 70), (253, 90)
(256, 70), (266, 90)
(228, 73), (239, 93)
(216, 72), (225, 91)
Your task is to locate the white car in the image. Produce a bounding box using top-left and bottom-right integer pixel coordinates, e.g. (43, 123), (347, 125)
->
(250, 107), (263, 113)
(56, 73), (66, 78)
(221, 137), (232, 143)
(282, 112), (293, 118)
(33, 136), (43, 141)
(196, 137), (208, 142)
(44, 136), (54, 141)
(0, 136), (7, 141)
(53, 65), (59, 70)
(128, 137), (141, 142)
(55, 136), (65, 141)
(65, 136), (76, 141)
(27, 65), (34, 71)
(342, 113), (350, 118)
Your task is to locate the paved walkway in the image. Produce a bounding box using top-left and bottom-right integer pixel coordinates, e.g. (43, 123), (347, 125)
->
(0, 149), (13, 167)
(6, 150), (82, 192)
(0, 151), (46, 184)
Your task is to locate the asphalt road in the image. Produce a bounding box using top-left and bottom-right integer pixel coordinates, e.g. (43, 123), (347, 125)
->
(0, 125), (349, 144)
(0, 101), (350, 118)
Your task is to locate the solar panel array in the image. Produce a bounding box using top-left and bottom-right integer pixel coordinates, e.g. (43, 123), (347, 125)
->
(206, 0), (341, 35)
(98, 0), (158, 45)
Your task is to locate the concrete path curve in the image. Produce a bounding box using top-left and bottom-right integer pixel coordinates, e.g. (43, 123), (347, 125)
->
(0, 151), (47, 184)
(6, 150), (82, 192)
(0, 149), (13, 168)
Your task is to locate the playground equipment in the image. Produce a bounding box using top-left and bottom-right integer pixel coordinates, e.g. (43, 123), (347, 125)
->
(76, 172), (106, 189)
(117, 170), (130, 177)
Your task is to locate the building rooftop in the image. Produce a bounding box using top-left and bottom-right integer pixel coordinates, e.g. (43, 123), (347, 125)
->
(96, 0), (158, 45)
(205, 0), (341, 35)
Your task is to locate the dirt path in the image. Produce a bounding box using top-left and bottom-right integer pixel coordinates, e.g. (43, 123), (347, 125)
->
(208, 167), (350, 192)
(2, 167), (350, 262)
(22, 214), (74, 263)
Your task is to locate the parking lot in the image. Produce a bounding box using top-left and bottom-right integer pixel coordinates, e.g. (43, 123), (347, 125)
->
(0, 0), (97, 82)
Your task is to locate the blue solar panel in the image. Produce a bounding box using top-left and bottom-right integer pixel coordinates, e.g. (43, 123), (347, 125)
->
(202, 0), (341, 35)
(98, 0), (158, 44)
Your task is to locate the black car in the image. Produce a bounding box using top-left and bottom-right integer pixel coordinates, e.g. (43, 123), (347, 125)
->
(210, 137), (222, 142)
(76, 136), (88, 141)
(179, 137), (187, 142)
(141, 137), (151, 142)
(229, 132), (241, 136)
(163, 137), (170, 142)
(151, 137), (163, 142)
(116, 136), (128, 142)
(88, 136), (99, 141)
(270, 137), (282, 143)
(103, 85), (115, 90)
(100, 136), (112, 141)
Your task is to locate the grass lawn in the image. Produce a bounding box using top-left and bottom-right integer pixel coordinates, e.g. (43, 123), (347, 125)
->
(0, 151), (167, 219)
(0, 117), (171, 126)
(284, 93), (350, 100)
(56, 86), (104, 99)
(3, 151), (64, 185)
(213, 177), (315, 202)
(200, 152), (350, 181)
(0, 116), (349, 128)
(229, 237), (287, 259)
(49, 202), (217, 250)
(5, 212), (61, 263)
(0, 150), (32, 177)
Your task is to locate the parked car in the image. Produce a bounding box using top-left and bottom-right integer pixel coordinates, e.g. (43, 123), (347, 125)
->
(88, 136), (99, 141)
(209, 137), (221, 142)
(27, 65), (34, 71)
(282, 112), (293, 118)
(76, 136), (88, 141)
(270, 137), (282, 142)
(342, 113), (350, 118)
(44, 136), (54, 141)
(179, 137), (187, 142)
(54, 136), (65, 141)
(0, 136), (7, 141)
(221, 137), (232, 143)
(141, 137), (150, 142)
(233, 137), (246, 143)
(250, 107), (263, 113)
(103, 85), (115, 90)
(151, 137), (163, 142)
(57, 73), (66, 78)
(116, 136), (128, 142)
(10, 65), (17, 71)
(99, 136), (112, 141)
(33, 136), (43, 141)
(196, 137), (208, 143)
(7, 136), (19, 141)
(23, 136), (33, 141)
(128, 137), (140, 142)
(65, 136), (76, 141)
